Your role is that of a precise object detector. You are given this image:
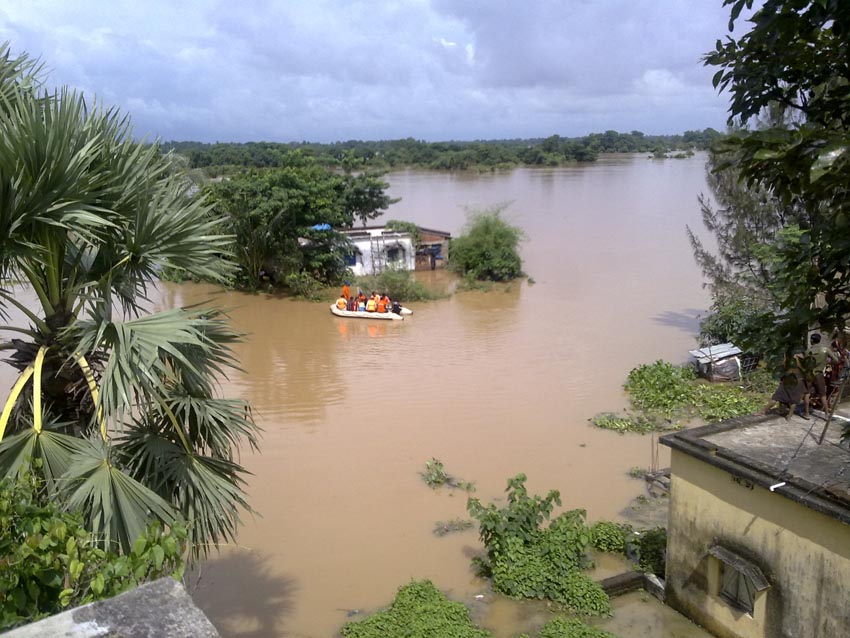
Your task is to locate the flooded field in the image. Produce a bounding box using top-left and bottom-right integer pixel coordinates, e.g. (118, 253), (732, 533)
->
(176, 155), (714, 636)
(0, 154), (716, 636)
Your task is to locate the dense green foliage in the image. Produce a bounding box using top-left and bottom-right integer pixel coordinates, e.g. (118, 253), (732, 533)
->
(537, 617), (614, 638)
(164, 129), (722, 174)
(384, 219), (421, 244)
(340, 580), (491, 638)
(205, 156), (395, 289)
(354, 269), (438, 302)
(624, 361), (764, 423)
(0, 474), (185, 630)
(703, 2), (850, 442)
(450, 207), (524, 282)
(589, 521), (630, 554)
(0, 44), (257, 557)
(631, 527), (667, 577)
(467, 475), (611, 616)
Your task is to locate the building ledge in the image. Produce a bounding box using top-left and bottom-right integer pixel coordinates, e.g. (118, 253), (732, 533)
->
(660, 413), (850, 526)
(1, 578), (220, 638)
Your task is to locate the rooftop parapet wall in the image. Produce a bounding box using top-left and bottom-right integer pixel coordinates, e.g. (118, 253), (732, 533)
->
(1, 578), (220, 638)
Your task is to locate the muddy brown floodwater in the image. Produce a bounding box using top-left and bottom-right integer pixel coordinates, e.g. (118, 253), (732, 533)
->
(172, 155), (715, 637)
(0, 154), (715, 637)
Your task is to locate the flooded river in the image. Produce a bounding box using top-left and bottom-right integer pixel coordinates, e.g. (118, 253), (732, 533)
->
(1, 154), (714, 637)
(172, 154), (714, 637)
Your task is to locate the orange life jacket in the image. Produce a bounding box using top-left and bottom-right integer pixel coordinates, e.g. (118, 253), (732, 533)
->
(336, 298), (347, 309)
(376, 299), (387, 313)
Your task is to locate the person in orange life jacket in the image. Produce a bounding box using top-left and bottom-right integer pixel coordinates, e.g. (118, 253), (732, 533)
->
(342, 281), (351, 301)
(376, 296), (387, 313)
(335, 296), (347, 310)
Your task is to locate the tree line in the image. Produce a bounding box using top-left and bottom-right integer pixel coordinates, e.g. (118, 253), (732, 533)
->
(164, 128), (721, 174)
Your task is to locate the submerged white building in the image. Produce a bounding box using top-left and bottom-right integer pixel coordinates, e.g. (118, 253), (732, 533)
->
(340, 227), (416, 276)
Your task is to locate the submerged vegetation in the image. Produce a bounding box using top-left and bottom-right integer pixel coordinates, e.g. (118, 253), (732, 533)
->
(341, 580), (490, 638)
(339, 580), (614, 638)
(467, 474), (611, 616)
(450, 206), (525, 282)
(421, 458), (476, 492)
(593, 360), (769, 434)
(433, 518), (475, 537)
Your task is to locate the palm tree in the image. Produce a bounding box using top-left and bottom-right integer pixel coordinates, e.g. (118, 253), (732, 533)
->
(0, 44), (257, 557)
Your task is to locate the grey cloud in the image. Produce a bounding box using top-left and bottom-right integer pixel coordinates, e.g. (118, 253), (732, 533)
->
(0, 0), (733, 142)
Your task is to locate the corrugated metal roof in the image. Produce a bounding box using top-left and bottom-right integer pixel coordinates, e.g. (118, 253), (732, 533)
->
(688, 343), (742, 364)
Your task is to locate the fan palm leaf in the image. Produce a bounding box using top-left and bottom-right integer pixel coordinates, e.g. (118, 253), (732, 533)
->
(116, 421), (252, 558)
(62, 438), (177, 554)
(0, 47), (256, 558)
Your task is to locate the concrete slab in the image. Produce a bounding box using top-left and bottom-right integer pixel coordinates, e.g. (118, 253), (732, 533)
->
(661, 411), (850, 526)
(1, 578), (220, 638)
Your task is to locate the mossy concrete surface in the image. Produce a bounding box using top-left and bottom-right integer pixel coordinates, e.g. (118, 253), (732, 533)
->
(2, 578), (220, 638)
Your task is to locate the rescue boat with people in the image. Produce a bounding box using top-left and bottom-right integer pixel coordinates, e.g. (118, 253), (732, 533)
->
(329, 304), (411, 320)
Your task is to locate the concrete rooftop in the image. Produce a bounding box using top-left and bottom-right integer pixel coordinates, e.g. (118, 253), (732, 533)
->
(661, 409), (850, 526)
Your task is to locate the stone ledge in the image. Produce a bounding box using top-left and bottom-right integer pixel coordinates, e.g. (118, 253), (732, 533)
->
(1, 578), (220, 638)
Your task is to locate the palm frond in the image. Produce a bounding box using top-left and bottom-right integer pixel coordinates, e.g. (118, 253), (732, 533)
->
(0, 427), (90, 492)
(116, 423), (253, 558)
(62, 439), (177, 554)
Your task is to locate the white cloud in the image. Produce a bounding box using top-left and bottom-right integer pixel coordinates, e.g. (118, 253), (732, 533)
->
(634, 69), (686, 97)
(0, 0), (735, 141)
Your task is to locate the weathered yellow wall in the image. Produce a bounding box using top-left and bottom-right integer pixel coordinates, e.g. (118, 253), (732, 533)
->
(666, 450), (850, 638)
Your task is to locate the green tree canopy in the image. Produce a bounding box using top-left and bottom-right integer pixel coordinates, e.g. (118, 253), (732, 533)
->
(704, 1), (850, 359)
(0, 43), (257, 557)
(449, 206), (524, 282)
(206, 158), (394, 289)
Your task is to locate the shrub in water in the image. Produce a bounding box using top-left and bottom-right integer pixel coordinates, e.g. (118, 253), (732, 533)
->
(340, 580), (490, 638)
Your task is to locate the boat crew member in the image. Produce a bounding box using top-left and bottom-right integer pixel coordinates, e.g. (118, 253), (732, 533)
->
(342, 281), (351, 301)
(376, 296), (387, 313)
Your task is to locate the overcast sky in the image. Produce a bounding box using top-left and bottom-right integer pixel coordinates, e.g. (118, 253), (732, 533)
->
(1, 1), (744, 143)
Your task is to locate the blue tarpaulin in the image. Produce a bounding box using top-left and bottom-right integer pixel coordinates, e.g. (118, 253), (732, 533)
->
(310, 223), (332, 231)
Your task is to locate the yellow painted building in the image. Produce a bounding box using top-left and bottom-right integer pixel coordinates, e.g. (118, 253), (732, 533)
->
(661, 415), (850, 638)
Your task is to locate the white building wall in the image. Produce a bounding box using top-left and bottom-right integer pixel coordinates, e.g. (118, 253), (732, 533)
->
(346, 229), (415, 276)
